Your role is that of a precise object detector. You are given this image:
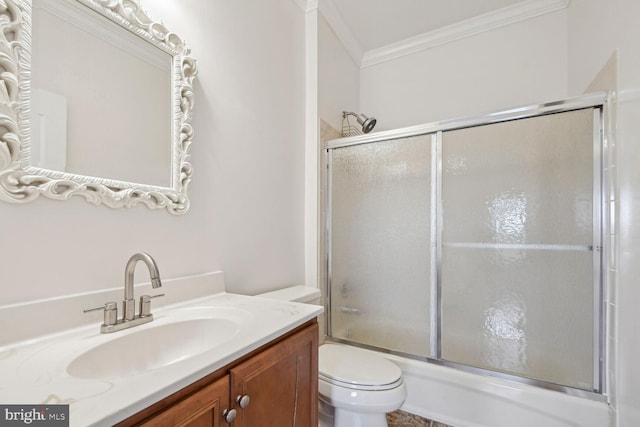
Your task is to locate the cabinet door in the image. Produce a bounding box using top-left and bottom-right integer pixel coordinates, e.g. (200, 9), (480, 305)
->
(141, 376), (230, 427)
(230, 322), (318, 427)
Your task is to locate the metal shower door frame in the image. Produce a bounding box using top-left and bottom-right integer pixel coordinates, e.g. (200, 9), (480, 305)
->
(323, 91), (611, 401)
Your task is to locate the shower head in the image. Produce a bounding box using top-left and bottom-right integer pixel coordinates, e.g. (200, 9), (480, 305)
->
(343, 111), (377, 134)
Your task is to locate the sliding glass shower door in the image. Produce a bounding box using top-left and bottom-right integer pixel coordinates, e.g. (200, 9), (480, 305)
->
(328, 135), (433, 357)
(440, 109), (599, 390)
(325, 95), (606, 394)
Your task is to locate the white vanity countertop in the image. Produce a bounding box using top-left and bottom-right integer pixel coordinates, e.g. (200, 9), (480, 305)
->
(0, 292), (323, 426)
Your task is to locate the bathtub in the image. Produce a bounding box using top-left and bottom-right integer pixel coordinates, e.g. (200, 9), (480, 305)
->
(256, 286), (611, 426)
(363, 346), (611, 427)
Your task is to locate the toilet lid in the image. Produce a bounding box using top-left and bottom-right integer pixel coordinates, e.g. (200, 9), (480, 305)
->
(319, 344), (403, 390)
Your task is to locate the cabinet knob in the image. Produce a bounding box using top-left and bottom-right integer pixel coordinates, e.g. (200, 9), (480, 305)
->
(222, 408), (237, 423)
(236, 394), (251, 408)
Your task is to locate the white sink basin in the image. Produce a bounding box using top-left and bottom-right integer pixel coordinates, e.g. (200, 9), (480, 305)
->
(67, 308), (246, 380)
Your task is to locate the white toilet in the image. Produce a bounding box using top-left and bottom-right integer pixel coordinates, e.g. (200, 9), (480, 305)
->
(318, 343), (407, 427)
(257, 286), (407, 427)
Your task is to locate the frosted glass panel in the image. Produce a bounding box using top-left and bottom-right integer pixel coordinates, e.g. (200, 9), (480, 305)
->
(441, 248), (593, 388)
(440, 109), (596, 390)
(329, 136), (432, 356)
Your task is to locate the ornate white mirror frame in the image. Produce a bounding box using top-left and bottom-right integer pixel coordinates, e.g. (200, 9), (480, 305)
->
(0, 0), (197, 214)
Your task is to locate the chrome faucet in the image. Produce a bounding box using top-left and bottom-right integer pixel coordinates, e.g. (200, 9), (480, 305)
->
(84, 252), (164, 333)
(123, 252), (162, 321)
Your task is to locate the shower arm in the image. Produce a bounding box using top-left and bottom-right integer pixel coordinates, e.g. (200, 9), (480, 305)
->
(342, 111), (377, 134)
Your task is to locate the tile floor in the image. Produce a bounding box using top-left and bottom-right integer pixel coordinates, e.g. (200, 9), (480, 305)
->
(387, 410), (452, 427)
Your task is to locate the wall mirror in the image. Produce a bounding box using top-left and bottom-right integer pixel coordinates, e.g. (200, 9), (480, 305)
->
(0, 0), (197, 214)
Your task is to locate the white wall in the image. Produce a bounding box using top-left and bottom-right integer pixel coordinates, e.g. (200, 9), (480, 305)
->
(0, 0), (307, 305)
(360, 10), (569, 130)
(318, 13), (360, 131)
(567, 1), (640, 425)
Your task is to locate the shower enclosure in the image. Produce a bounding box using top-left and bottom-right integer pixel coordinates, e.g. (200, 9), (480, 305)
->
(324, 93), (610, 398)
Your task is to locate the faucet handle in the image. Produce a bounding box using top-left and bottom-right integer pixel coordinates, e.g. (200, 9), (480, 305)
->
(84, 301), (118, 326)
(139, 293), (165, 317)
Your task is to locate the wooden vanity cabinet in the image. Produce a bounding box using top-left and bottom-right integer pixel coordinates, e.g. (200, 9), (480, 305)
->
(229, 319), (318, 427)
(118, 320), (318, 427)
(139, 377), (230, 427)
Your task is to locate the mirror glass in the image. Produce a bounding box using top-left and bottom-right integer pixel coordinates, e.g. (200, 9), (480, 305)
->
(0, 0), (197, 214)
(31, 0), (172, 187)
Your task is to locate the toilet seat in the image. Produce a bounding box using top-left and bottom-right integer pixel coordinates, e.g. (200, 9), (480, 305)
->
(319, 344), (403, 391)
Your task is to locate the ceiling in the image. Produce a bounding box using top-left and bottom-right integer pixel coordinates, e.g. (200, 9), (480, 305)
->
(331, 0), (529, 52)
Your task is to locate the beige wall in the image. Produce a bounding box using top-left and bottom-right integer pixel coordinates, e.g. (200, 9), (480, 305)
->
(567, 1), (640, 425)
(0, 0), (307, 305)
(359, 10), (569, 130)
(318, 13), (360, 133)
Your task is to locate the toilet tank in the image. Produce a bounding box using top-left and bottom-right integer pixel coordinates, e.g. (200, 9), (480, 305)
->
(257, 285), (321, 304)
(257, 286), (324, 341)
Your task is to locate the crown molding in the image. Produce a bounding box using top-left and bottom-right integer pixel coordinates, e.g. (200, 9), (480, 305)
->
(293, 0), (363, 64)
(292, 0), (309, 12)
(316, 0), (364, 65)
(293, 0), (364, 66)
(361, 0), (570, 68)
(305, 0), (319, 12)
(292, 0), (322, 13)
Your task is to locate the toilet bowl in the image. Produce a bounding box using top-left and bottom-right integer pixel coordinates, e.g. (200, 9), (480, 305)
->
(255, 287), (406, 427)
(318, 343), (407, 427)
